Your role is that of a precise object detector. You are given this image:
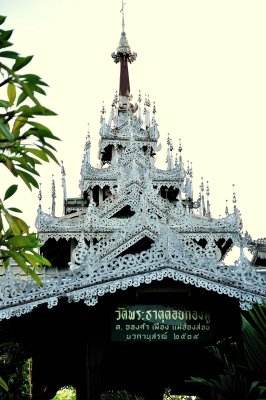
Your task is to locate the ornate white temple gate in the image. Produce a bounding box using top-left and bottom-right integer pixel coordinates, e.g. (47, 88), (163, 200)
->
(0, 4), (265, 400)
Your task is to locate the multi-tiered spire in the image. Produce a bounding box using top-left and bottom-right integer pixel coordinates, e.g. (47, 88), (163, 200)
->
(111, 0), (137, 99)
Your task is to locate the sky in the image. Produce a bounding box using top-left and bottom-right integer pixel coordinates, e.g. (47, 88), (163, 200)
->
(1, 0), (266, 241)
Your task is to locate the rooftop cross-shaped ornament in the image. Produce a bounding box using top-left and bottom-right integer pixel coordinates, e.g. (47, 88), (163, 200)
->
(111, 0), (137, 98)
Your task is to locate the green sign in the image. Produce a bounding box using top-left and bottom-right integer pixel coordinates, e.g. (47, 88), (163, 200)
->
(112, 305), (212, 343)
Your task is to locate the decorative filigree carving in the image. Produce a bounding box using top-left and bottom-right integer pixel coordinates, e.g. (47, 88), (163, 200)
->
(0, 234), (265, 320)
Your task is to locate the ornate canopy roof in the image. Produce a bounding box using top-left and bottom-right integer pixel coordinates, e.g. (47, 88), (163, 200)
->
(0, 4), (265, 321)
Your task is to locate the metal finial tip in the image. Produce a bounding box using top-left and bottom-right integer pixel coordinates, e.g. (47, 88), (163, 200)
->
(38, 183), (42, 202)
(200, 178), (204, 192)
(169, 139), (173, 151)
(138, 90), (142, 103)
(206, 181), (210, 196)
(178, 139), (182, 153)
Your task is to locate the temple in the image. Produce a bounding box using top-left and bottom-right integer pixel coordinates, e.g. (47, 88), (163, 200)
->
(0, 3), (265, 400)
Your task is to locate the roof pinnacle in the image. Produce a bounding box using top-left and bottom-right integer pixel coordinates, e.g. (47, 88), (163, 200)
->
(121, 0), (126, 33)
(111, 1), (137, 98)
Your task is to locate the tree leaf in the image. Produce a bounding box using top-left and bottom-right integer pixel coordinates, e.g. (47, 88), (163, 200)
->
(8, 207), (22, 213)
(16, 91), (27, 106)
(0, 29), (13, 41)
(0, 122), (13, 140)
(13, 55), (33, 72)
(2, 208), (20, 235)
(12, 216), (29, 234)
(0, 16), (7, 26)
(0, 99), (10, 109)
(4, 184), (18, 200)
(12, 115), (28, 133)
(16, 169), (39, 189)
(30, 105), (57, 116)
(0, 375), (8, 391)
(31, 251), (51, 266)
(7, 81), (16, 106)
(0, 50), (18, 59)
(27, 148), (49, 162)
(41, 146), (59, 164)
(7, 235), (37, 249)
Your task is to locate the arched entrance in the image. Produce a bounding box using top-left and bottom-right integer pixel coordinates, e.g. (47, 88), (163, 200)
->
(0, 279), (242, 400)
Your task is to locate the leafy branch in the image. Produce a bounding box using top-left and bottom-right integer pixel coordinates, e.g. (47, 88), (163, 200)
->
(0, 15), (60, 289)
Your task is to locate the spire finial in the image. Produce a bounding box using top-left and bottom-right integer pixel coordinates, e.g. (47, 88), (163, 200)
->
(121, 0), (126, 33)
(111, 2), (137, 98)
(61, 160), (67, 214)
(225, 199), (229, 216)
(38, 183), (42, 206)
(51, 175), (56, 217)
(232, 184), (237, 209)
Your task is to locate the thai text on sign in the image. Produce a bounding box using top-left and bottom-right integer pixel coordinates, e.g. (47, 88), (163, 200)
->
(112, 305), (212, 342)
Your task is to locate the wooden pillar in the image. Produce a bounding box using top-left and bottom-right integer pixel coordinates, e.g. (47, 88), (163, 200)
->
(76, 339), (103, 400)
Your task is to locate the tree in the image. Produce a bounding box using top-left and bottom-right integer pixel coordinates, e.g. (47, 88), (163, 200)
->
(0, 14), (59, 282)
(188, 304), (266, 400)
(0, 342), (31, 399)
(0, 15), (59, 391)
(52, 386), (76, 400)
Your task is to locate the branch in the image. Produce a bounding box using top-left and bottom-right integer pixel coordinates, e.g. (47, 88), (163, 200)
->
(0, 76), (12, 87)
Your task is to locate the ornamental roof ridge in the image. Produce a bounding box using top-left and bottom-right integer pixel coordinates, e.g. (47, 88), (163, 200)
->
(0, 233), (265, 320)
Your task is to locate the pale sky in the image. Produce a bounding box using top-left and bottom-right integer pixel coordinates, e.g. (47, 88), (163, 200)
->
(1, 0), (266, 241)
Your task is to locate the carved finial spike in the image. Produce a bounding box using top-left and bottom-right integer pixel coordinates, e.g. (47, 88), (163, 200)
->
(61, 160), (66, 177)
(200, 177), (204, 193)
(175, 153), (179, 167)
(206, 181), (210, 197)
(190, 162), (193, 178)
(153, 102), (156, 115)
(121, 0), (126, 33)
(232, 184), (237, 207)
(38, 183), (42, 205)
(51, 175), (56, 198)
(61, 161), (67, 214)
(169, 138), (173, 152)
(206, 199), (211, 218)
(51, 175), (56, 217)
(178, 138), (182, 153)
(225, 199), (229, 216)
(85, 125), (91, 150)
(138, 90), (142, 103)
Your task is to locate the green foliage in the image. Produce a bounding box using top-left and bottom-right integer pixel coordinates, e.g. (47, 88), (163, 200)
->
(0, 15), (60, 392)
(52, 386), (76, 400)
(101, 390), (144, 400)
(0, 14), (59, 285)
(187, 304), (266, 400)
(0, 342), (31, 399)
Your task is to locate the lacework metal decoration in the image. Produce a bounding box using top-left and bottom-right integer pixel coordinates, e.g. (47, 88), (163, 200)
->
(0, 14), (265, 321)
(0, 233), (265, 320)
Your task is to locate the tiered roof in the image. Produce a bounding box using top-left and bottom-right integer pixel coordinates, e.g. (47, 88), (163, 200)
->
(0, 5), (265, 320)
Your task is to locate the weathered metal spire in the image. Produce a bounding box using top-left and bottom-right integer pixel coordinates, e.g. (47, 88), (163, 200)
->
(111, 0), (137, 98)
(61, 160), (67, 214)
(51, 175), (56, 217)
